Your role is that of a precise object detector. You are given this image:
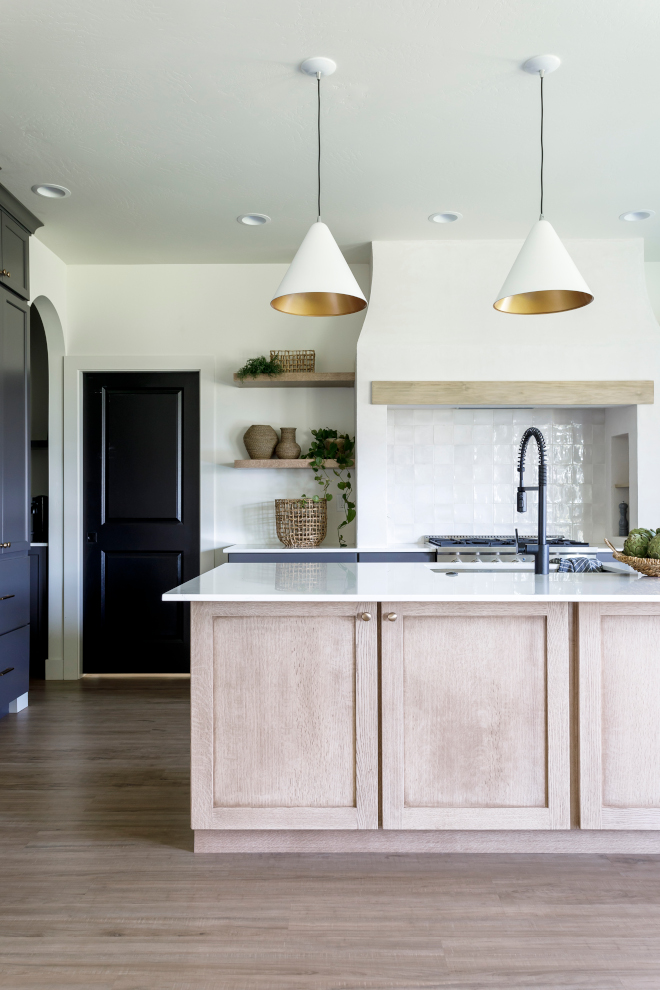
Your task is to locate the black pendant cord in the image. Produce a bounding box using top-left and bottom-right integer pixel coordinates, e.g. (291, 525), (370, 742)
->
(539, 70), (544, 220)
(317, 72), (322, 221)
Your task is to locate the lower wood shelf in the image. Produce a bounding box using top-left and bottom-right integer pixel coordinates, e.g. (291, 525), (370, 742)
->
(233, 459), (340, 469)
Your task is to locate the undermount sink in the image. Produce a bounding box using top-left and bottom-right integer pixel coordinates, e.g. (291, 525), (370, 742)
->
(430, 561), (630, 576)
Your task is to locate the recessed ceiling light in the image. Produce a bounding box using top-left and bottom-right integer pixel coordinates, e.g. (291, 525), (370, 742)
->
(619, 210), (654, 222)
(31, 183), (71, 198)
(429, 212), (462, 224)
(237, 213), (271, 225)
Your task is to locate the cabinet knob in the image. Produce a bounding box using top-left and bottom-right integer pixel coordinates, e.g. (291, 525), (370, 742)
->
(386, 612), (398, 621)
(361, 612), (372, 621)
(0, 542), (11, 548)
(0, 270), (10, 277)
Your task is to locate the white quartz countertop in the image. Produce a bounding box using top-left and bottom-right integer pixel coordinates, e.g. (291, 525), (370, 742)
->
(163, 561), (660, 603)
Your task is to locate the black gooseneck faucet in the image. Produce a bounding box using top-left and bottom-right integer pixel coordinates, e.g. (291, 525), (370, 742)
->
(516, 427), (549, 575)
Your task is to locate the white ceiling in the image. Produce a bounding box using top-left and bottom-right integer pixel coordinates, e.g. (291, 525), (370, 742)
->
(2, 0), (660, 264)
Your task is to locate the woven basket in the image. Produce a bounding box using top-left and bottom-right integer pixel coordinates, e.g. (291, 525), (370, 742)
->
(604, 538), (660, 577)
(275, 498), (327, 548)
(270, 349), (315, 373)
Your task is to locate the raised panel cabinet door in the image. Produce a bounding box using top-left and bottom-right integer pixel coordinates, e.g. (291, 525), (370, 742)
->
(191, 601), (379, 830)
(0, 213), (29, 300)
(579, 602), (660, 829)
(0, 288), (29, 555)
(381, 602), (571, 830)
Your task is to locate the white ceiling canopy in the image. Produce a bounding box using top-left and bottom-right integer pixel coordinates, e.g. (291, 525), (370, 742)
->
(1, 0), (658, 264)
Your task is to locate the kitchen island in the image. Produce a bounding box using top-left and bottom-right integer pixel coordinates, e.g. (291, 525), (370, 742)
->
(164, 562), (660, 853)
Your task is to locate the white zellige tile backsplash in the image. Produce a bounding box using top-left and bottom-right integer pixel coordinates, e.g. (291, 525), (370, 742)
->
(387, 407), (607, 545)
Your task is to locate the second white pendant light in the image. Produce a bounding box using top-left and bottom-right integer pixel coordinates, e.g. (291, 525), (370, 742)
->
(271, 57), (367, 317)
(494, 55), (593, 315)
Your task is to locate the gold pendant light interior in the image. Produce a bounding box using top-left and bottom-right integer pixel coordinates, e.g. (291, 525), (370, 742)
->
(494, 289), (594, 315)
(271, 291), (367, 316)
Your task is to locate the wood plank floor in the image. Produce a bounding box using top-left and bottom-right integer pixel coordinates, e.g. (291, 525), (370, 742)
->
(2, 678), (660, 989)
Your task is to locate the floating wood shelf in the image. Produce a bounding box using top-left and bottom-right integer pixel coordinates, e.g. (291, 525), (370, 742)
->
(371, 380), (654, 406)
(614, 483), (630, 488)
(233, 372), (355, 388)
(233, 459), (341, 469)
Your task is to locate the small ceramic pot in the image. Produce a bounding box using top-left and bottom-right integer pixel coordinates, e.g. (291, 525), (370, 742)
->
(275, 427), (301, 459)
(243, 424), (278, 459)
(324, 437), (346, 455)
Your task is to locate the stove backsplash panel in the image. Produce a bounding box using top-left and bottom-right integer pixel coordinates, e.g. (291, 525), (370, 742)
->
(387, 407), (608, 544)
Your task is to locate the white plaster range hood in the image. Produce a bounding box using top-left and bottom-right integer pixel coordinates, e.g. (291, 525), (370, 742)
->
(354, 238), (660, 546)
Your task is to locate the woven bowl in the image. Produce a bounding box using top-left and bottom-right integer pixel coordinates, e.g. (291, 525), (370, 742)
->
(604, 538), (660, 577)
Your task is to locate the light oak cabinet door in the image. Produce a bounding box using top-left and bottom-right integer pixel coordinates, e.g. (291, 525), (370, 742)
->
(579, 603), (660, 830)
(381, 602), (571, 830)
(191, 601), (378, 830)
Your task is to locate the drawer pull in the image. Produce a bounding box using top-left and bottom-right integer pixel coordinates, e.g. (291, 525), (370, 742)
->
(0, 667), (15, 677)
(0, 270), (10, 278)
(0, 542), (11, 548)
(360, 612), (372, 621)
(386, 612), (398, 621)
(0, 594), (15, 601)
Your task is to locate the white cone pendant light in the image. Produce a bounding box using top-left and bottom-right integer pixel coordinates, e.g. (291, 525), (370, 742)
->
(271, 57), (367, 317)
(494, 56), (593, 315)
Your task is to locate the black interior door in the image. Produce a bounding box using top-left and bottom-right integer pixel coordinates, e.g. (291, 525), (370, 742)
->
(83, 372), (200, 673)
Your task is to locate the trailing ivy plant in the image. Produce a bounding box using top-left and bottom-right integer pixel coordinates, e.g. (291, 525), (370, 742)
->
(300, 429), (356, 547)
(235, 355), (284, 381)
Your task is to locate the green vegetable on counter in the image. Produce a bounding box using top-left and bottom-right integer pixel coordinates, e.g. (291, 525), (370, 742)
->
(646, 535), (660, 559)
(624, 532), (652, 557)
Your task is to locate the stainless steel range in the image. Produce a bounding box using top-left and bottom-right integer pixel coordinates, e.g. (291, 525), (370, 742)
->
(425, 534), (599, 570)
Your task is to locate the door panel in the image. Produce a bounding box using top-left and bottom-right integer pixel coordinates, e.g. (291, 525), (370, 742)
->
(102, 551), (184, 643)
(579, 603), (660, 829)
(191, 601), (379, 830)
(381, 602), (570, 830)
(0, 213), (30, 299)
(83, 372), (199, 673)
(0, 289), (29, 556)
(104, 389), (182, 521)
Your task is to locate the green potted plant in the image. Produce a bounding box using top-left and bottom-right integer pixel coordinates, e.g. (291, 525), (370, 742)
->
(301, 429), (355, 547)
(235, 355), (284, 381)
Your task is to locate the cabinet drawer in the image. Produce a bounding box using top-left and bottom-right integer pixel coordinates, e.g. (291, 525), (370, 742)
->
(0, 624), (29, 711)
(0, 556), (30, 635)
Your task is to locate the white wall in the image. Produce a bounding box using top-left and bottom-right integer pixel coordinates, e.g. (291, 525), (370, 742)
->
(357, 238), (660, 546)
(67, 263), (370, 553)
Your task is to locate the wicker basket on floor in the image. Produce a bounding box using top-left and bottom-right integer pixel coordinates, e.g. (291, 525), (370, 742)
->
(275, 498), (327, 548)
(604, 538), (660, 576)
(270, 349), (315, 373)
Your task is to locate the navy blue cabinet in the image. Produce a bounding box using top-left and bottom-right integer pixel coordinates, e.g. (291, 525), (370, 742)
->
(0, 282), (30, 718)
(0, 624), (29, 716)
(226, 551), (434, 563)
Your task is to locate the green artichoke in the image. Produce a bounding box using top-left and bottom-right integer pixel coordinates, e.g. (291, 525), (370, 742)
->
(624, 533), (650, 557)
(647, 535), (660, 559)
(629, 528), (656, 539)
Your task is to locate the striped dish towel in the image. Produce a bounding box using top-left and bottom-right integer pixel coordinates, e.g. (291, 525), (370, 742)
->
(554, 556), (603, 573)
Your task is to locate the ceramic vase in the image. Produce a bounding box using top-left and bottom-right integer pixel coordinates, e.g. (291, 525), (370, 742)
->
(243, 424), (278, 459)
(275, 427), (301, 460)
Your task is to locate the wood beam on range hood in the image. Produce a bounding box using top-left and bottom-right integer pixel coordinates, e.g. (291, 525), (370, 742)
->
(371, 381), (654, 406)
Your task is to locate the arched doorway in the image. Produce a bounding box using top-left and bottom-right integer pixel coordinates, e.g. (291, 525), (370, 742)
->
(29, 295), (65, 679)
